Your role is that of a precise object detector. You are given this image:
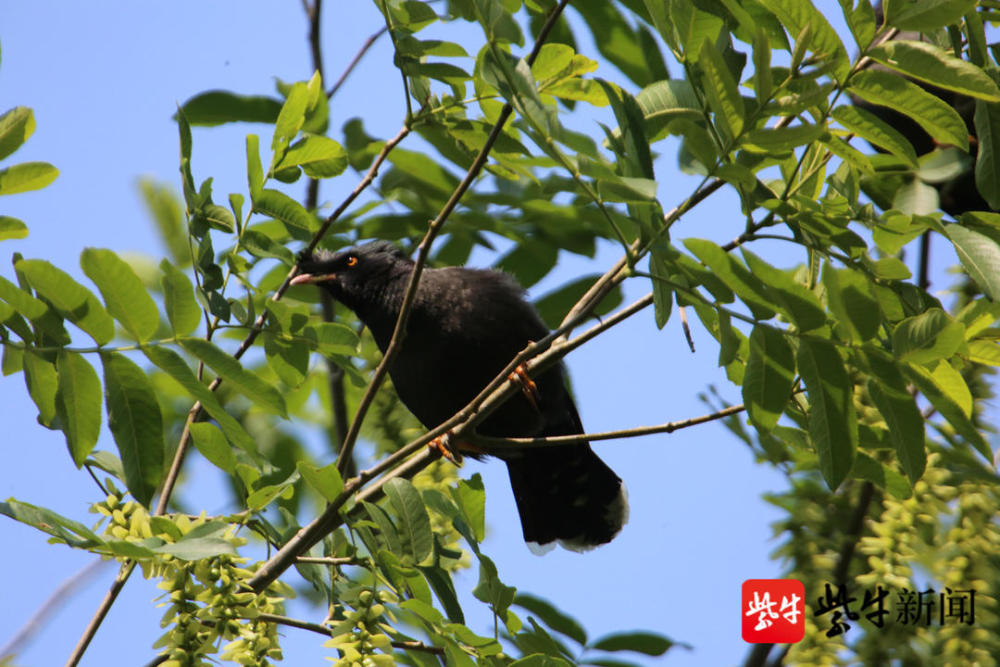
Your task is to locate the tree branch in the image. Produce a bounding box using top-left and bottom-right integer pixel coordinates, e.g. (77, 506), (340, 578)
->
(249, 289), (653, 592)
(327, 26), (388, 99)
(253, 613), (446, 655)
(468, 403), (747, 449)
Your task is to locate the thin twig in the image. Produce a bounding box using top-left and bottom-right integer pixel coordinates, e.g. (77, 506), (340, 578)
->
(1, 559), (109, 660)
(327, 26), (388, 99)
(296, 556), (365, 566)
(469, 403), (746, 449)
(306, 0), (324, 82)
(253, 613), (445, 654)
(64, 562), (136, 667)
(334, 0), (573, 477)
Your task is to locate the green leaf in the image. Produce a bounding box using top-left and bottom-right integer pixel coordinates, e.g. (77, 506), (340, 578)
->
(839, 0), (876, 50)
(160, 259), (201, 336)
(892, 308), (966, 365)
(80, 248), (159, 342)
(420, 564), (466, 624)
(0, 498), (103, 548)
(17, 259), (115, 344)
(304, 324), (357, 358)
(863, 350), (926, 484)
(831, 105), (918, 166)
(0, 216), (28, 241)
(649, 246), (673, 329)
(246, 134), (263, 199)
(154, 536), (237, 560)
(496, 239), (558, 290)
(189, 422), (236, 474)
(759, 0), (849, 81)
(264, 334), (308, 387)
(742, 250), (826, 331)
(0, 107), (35, 161)
(23, 350), (58, 427)
(848, 70), (969, 151)
(241, 229), (294, 264)
(297, 460), (344, 502)
(684, 239), (776, 320)
(272, 82), (309, 151)
(974, 98), (1000, 209)
(743, 124), (825, 154)
(180, 338), (288, 416)
(590, 631), (677, 656)
(596, 79), (654, 179)
(698, 41), (744, 140)
(252, 188), (316, 231)
(473, 555), (516, 615)
(101, 352), (164, 506)
(743, 326), (795, 433)
(200, 203), (235, 233)
(246, 473), (298, 511)
(178, 90), (281, 126)
(796, 339), (857, 489)
(55, 351), (102, 467)
(452, 473), (486, 543)
(596, 176), (658, 203)
(851, 451), (912, 500)
(514, 594), (587, 645)
(945, 225), (1000, 301)
(0, 274), (48, 319)
(139, 179), (187, 266)
(276, 134), (348, 178)
(868, 40), (1000, 102)
(384, 478), (433, 564)
(86, 451), (126, 483)
(821, 264), (880, 342)
(968, 339), (1000, 366)
(0, 161), (58, 195)
(142, 346), (257, 456)
(888, 0), (977, 32)
(904, 363), (991, 459)
(635, 79), (701, 127)
(931, 359), (973, 418)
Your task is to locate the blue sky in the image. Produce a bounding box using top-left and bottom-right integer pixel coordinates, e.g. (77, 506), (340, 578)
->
(0, 3), (886, 665)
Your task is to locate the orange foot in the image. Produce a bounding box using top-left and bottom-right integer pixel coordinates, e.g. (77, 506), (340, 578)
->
(428, 433), (485, 465)
(509, 363), (540, 411)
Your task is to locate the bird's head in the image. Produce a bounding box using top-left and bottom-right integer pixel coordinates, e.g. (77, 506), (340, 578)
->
(291, 241), (411, 313)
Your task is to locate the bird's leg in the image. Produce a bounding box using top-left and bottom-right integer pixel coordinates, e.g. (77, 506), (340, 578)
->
(508, 363), (540, 412)
(428, 432), (464, 465)
(427, 432), (487, 465)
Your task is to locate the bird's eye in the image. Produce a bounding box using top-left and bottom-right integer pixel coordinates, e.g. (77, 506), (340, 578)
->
(346, 255), (358, 268)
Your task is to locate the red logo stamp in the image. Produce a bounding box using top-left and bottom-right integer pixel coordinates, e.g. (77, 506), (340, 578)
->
(742, 579), (805, 643)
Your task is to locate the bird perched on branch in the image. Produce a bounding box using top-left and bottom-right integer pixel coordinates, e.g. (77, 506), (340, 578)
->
(292, 240), (627, 552)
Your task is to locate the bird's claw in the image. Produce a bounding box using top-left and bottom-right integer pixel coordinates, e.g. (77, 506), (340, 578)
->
(428, 433), (463, 465)
(509, 364), (540, 412)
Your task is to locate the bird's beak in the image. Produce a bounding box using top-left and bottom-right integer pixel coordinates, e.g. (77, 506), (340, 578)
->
(290, 272), (336, 285)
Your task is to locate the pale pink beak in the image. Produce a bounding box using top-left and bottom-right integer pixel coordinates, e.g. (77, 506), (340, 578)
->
(290, 272), (336, 285)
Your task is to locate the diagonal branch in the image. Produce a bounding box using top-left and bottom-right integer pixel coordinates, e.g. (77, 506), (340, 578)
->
(249, 289), (653, 592)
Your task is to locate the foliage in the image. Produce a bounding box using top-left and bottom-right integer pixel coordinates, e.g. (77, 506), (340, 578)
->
(3, 1), (1000, 665)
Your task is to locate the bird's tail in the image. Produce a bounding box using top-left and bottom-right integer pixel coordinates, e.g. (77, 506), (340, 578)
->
(503, 445), (627, 552)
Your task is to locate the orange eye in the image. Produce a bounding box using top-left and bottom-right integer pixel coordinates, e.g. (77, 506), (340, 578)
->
(346, 255), (358, 268)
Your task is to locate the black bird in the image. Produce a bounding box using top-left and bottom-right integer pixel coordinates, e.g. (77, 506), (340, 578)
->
(291, 241), (627, 552)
